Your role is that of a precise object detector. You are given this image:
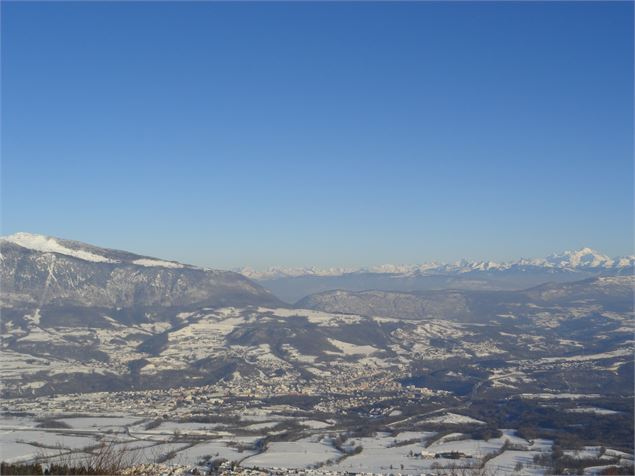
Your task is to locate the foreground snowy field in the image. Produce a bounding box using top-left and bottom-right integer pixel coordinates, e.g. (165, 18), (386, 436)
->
(3, 412), (632, 475)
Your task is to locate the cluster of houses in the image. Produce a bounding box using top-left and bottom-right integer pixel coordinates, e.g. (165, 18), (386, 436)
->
(419, 450), (471, 460)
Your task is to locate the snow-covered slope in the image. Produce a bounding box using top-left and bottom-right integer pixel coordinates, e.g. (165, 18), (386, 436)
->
(298, 275), (635, 321)
(0, 232), (281, 309)
(2, 277), (633, 398)
(0, 234), (632, 399)
(1, 232), (188, 268)
(2, 232), (119, 263)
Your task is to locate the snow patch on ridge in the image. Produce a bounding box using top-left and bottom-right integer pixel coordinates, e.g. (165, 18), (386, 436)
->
(1, 233), (117, 263)
(132, 258), (185, 269)
(424, 412), (485, 425)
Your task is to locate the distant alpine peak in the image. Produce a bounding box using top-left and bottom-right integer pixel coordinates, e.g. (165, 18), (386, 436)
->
(1, 232), (189, 269)
(238, 247), (634, 280)
(547, 247), (613, 268)
(239, 265), (357, 280)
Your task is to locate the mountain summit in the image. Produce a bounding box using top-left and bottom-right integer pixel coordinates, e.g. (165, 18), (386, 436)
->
(545, 247), (615, 269)
(0, 232), (281, 309)
(239, 247), (634, 280)
(237, 247), (634, 303)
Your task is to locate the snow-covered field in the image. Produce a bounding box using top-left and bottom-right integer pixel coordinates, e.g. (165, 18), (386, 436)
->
(0, 428), (98, 463)
(301, 420), (334, 429)
(58, 416), (142, 430)
(323, 431), (437, 473)
(423, 412), (485, 425)
(566, 407), (620, 415)
(484, 450), (546, 476)
(162, 439), (256, 465)
(242, 435), (340, 469)
(1, 414), (630, 476)
(519, 393), (601, 400)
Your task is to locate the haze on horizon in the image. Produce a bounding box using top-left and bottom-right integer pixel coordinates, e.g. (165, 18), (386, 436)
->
(1, 1), (633, 269)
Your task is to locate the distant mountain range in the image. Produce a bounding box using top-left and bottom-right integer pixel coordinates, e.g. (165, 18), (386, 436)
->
(1, 232), (633, 398)
(238, 248), (634, 303)
(2, 231), (632, 306)
(240, 248), (634, 280)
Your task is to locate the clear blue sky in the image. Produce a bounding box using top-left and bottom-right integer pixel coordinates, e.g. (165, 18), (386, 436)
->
(2, 1), (633, 269)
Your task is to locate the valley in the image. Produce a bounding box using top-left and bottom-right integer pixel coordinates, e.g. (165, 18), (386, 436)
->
(0, 234), (633, 475)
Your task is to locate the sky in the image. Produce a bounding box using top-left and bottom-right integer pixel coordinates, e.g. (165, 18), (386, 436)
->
(1, 1), (633, 270)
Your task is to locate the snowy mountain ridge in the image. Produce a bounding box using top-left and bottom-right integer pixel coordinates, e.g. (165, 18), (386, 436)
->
(0, 232), (280, 309)
(4, 233), (629, 278)
(1, 232), (189, 269)
(239, 247), (634, 280)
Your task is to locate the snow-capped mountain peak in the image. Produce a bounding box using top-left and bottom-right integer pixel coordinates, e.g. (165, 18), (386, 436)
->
(0, 232), (281, 309)
(547, 247), (614, 269)
(1, 232), (190, 269)
(1, 232), (117, 263)
(239, 248), (634, 280)
(239, 266), (357, 280)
